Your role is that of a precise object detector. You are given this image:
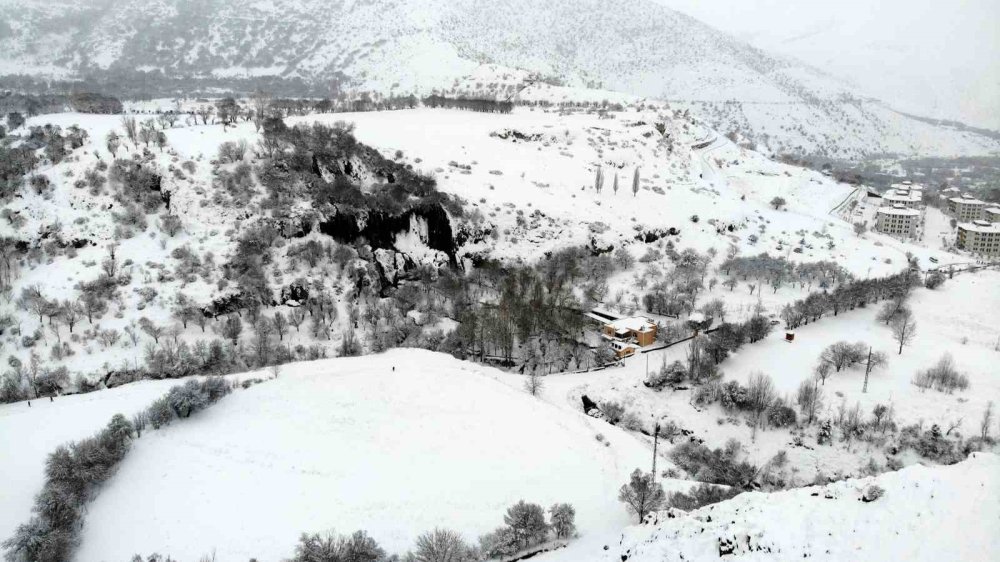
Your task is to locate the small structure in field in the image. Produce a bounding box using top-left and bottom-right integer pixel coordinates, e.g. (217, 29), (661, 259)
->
(586, 310), (658, 359)
(603, 316), (658, 346)
(785, 331), (795, 342)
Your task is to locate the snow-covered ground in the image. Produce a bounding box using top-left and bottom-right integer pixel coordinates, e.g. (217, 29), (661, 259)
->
(2, 91), (997, 562)
(552, 452), (1000, 562)
(3, 104), (968, 385)
(65, 350), (689, 561)
(0, 378), (203, 544)
(498, 269), (1000, 482)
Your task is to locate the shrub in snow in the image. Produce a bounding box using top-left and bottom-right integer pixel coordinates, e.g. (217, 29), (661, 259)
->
(862, 484), (885, 502)
(621, 411), (644, 432)
(147, 398), (175, 429)
(167, 380), (210, 418)
(766, 401), (797, 428)
(478, 526), (520, 559)
(719, 380), (751, 411)
(601, 400), (626, 424)
(924, 270), (945, 289)
(644, 361), (685, 391)
(818, 420), (833, 445)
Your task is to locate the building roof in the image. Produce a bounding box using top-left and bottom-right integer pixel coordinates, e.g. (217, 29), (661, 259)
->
(950, 196), (986, 205)
(958, 221), (1000, 234)
(883, 192), (921, 203)
(877, 206), (920, 217)
(606, 316), (656, 332)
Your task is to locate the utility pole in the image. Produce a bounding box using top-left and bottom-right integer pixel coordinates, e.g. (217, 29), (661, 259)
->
(651, 422), (660, 481)
(862, 346), (873, 393)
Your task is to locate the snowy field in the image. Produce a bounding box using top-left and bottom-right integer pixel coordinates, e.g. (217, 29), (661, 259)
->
(60, 350), (690, 561)
(0, 378), (194, 544)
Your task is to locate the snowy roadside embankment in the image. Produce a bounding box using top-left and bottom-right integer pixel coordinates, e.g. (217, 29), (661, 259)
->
(609, 452), (999, 562)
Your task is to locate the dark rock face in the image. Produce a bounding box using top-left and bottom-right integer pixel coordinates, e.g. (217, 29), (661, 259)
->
(372, 248), (418, 291)
(589, 237), (614, 255)
(280, 283), (309, 305)
(317, 203), (458, 265)
(635, 227), (679, 243)
(201, 291), (274, 317)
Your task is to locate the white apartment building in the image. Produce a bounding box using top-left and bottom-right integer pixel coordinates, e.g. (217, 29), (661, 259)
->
(957, 220), (1000, 257)
(947, 194), (988, 222)
(882, 189), (922, 209)
(875, 205), (919, 238)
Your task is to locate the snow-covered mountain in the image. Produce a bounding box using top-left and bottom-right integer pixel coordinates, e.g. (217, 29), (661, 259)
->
(0, 0), (997, 158)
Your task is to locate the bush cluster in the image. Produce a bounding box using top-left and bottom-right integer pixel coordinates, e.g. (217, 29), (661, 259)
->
(2, 414), (135, 561)
(912, 354), (969, 393)
(669, 440), (758, 488)
(667, 483), (742, 511)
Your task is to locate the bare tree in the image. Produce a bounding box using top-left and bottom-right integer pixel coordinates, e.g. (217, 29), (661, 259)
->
(890, 313), (917, 355)
(746, 372), (776, 440)
(981, 401), (994, 441)
(196, 105), (213, 125)
(861, 348), (888, 393)
(290, 307), (306, 332)
(61, 300), (81, 333)
(413, 528), (473, 562)
(139, 317), (164, 344)
(618, 468), (664, 522)
(524, 371), (544, 396)
(273, 311), (288, 341)
(121, 116), (138, 146)
(250, 90), (272, 132)
(796, 378), (823, 424)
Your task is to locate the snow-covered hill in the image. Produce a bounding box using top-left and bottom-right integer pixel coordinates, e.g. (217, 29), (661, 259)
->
(594, 452), (1000, 562)
(0, 0), (997, 158)
(36, 350), (684, 561)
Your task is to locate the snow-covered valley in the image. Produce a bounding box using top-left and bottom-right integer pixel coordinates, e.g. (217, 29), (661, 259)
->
(0, 36), (997, 562)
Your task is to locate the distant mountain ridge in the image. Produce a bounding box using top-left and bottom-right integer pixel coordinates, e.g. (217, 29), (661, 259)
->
(0, 0), (997, 158)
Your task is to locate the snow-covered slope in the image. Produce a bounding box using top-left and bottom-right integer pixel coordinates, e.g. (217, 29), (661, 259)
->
(597, 452), (1000, 562)
(67, 349), (686, 561)
(0, 0), (997, 158)
(0, 378), (193, 548)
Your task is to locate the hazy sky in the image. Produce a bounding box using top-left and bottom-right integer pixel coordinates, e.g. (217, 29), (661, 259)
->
(658, 0), (1000, 129)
